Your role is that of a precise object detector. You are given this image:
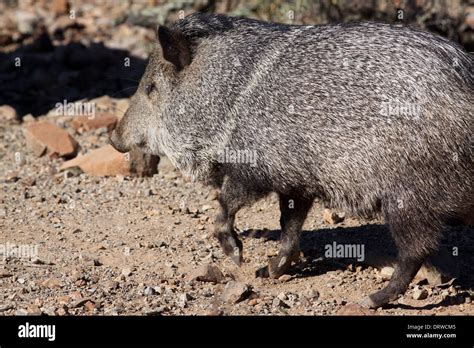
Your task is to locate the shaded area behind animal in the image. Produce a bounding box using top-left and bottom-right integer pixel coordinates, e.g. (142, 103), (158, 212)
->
(0, 30), (147, 118)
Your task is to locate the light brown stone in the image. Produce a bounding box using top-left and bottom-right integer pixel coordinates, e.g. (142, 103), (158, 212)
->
(71, 112), (117, 132)
(24, 121), (78, 157)
(323, 208), (346, 224)
(0, 105), (18, 123)
(60, 145), (158, 177)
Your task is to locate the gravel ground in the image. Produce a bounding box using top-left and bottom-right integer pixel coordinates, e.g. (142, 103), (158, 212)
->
(1, 116), (473, 316)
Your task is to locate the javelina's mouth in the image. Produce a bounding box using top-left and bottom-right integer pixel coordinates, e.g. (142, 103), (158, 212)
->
(109, 130), (130, 153)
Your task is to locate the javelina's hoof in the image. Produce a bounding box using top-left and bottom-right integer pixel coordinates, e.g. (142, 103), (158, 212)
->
(359, 296), (378, 309)
(256, 252), (299, 279)
(360, 291), (394, 309)
(229, 248), (243, 266)
(215, 232), (243, 266)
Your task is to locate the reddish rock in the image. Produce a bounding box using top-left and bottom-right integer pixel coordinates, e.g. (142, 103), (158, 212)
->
(60, 145), (158, 177)
(24, 121), (78, 157)
(71, 112), (117, 132)
(51, 0), (69, 16)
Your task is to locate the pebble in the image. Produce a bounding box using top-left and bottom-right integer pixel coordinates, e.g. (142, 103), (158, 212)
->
(413, 288), (429, 300)
(189, 263), (224, 283)
(304, 288), (320, 300)
(278, 274), (292, 282)
(15, 309), (28, 316)
(380, 266), (394, 281)
(221, 281), (251, 303)
(121, 267), (133, 277)
(272, 297), (290, 309)
(144, 287), (156, 296)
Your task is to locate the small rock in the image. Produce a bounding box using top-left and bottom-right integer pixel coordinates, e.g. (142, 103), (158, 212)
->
(0, 105), (18, 123)
(41, 278), (62, 288)
(24, 121), (78, 157)
(277, 292), (287, 301)
(144, 286), (156, 296)
(27, 305), (42, 316)
(84, 301), (96, 312)
(144, 306), (165, 316)
(380, 266), (395, 281)
(90, 95), (114, 111)
(278, 274), (292, 282)
(15, 309), (29, 316)
(92, 259), (102, 267)
(201, 204), (212, 212)
(51, 0), (69, 16)
(31, 257), (44, 265)
(177, 293), (192, 308)
(0, 270), (13, 278)
(121, 267), (133, 277)
(56, 305), (69, 316)
(323, 208), (345, 224)
(190, 263), (224, 283)
(272, 297), (290, 308)
(71, 298), (91, 308)
(60, 145), (158, 177)
(16, 11), (37, 35)
(71, 113), (117, 132)
(413, 288), (429, 300)
(42, 306), (56, 316)
(248, 298), (258, 306)
(221, 281), (251, 303)
(304, 288), (320, 300)
(417, 248), (459, 286)
(23, 114), (35, 122)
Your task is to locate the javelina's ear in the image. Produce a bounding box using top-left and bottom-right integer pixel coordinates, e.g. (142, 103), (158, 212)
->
(157, 25), (191, 71)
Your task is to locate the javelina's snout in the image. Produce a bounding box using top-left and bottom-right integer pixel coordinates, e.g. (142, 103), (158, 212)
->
(109, 128), (130, 153)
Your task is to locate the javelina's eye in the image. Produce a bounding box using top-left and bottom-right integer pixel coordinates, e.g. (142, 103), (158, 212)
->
(144, 83), (155, 96)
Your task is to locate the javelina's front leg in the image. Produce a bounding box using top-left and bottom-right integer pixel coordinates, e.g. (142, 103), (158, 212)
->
(257, 195), (312, 278)
(214, 177), (259, 266)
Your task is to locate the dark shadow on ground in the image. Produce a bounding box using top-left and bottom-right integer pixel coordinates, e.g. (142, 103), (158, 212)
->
(0, 30), (147, 118)
(240, 222), (474, 303)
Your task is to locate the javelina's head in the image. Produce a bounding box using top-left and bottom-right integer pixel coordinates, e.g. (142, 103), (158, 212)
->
(110, 24), (192, 155)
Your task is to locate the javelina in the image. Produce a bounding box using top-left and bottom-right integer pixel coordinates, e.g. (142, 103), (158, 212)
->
(110, 13), (473, 308)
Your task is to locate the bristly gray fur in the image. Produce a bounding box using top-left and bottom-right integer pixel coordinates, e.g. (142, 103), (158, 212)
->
(112, 12), (473, 275)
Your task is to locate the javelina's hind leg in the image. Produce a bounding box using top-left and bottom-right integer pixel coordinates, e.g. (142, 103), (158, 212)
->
(361, 255), (425, 308)
(214, 177), (259, 266)
(361, 207), (440, 308)
(256, 195), (312, 278)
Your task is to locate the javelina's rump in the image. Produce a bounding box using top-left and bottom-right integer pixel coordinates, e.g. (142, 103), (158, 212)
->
(110, 14), (473, 308)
